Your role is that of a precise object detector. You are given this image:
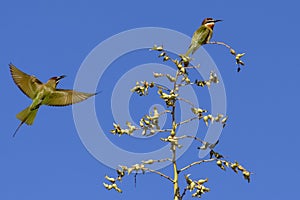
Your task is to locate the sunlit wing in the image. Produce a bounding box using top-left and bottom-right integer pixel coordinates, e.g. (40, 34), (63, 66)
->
(194, 26), (211, 46)
(188, 26), (211, 54)
(44, 89), (96, 106)
(9, 63), (42, 99)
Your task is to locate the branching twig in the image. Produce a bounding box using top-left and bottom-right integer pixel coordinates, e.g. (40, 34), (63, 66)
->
(154, 129), (172, 133)
(180, 187), (188, 200)
(209, 41), (246, 72)
(154, 83), (171, 92)
(209, 41), (232, 49)
(177, 97), (196, 107)
(177, 117), (199, 127)
(142, 158), (172, 165)
(105, 42), (250, 199)
(178, 158), (217, 173)
(144, 167), (174, 183)
(176, 135), (204, 143)
(158, 110), (172, 116)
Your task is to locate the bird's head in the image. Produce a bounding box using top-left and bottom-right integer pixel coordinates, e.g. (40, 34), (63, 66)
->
(47, 75), (66, 87)
(202, 18), (222, 29)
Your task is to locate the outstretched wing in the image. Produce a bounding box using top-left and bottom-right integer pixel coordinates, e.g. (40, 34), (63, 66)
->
(9, 63), (42, 99)
(43, 89), (96, 106)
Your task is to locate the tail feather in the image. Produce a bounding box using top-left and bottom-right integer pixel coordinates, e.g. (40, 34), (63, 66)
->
(13, 121), (25, 137)
(185, 45), (193, 56)
(16, 107), (38, 125)
(25, 109), (38, 125)
(13, 107), (38, 137)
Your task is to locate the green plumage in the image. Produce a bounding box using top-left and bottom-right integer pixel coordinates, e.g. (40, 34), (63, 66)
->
(9, 63), (97, 137)
(185, 18), (222, 56)
(185, 25), (213, 56)
(16, 106), (38, 125)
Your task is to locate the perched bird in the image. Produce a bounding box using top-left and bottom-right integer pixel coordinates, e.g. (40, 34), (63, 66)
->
(9, 63), (97, 137)
(185, 18), (222, 56)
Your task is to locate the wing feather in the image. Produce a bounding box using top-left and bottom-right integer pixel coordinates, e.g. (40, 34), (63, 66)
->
(9, 63), (42, 99)
(44, 89), (96, 106)
(193, 26), (212, 45)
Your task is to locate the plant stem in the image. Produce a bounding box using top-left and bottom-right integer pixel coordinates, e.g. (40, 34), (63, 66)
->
(172, 70), (180, 200)
(172, 146), (179, 200)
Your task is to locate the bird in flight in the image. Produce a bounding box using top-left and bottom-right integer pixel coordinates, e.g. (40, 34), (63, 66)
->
(9, 63), (97, 137)
(185, 17), (222, 56)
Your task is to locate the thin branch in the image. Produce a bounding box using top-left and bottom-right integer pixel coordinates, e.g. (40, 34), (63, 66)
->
(142, 128), (172, 137)
(177, 116), (199, 127)
(176, 135), (204, 144)
(142, 158), (172, 164)
(177, 97), (196, 107)
(180, 187), (188, 200)
(155, 129), (172, 133)
(178, 158), (217, 173)
(144, 167), (174, 183)
(154, 83), (171, 91)
(134, 173), (137, 187)
(178, 74), (189, 84)
(184, 64), (201, 69)
(177, 82), (194, 88)
(209, 41), (232, 50)
(209, 41), (245, 72)
(159, 110), (172, 116)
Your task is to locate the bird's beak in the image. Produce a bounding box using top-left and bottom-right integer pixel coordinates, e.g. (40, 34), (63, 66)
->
(214, 19), (223, 23)
(57, 75), (66, 80)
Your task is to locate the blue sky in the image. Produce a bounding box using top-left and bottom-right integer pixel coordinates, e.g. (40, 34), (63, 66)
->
(1, 0), (299, 199)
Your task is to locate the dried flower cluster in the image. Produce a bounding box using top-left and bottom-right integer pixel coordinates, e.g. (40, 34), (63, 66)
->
(104, 43), (250, 200)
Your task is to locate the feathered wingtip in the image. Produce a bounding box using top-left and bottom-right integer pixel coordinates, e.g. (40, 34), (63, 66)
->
(94, 90), (103, 96)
